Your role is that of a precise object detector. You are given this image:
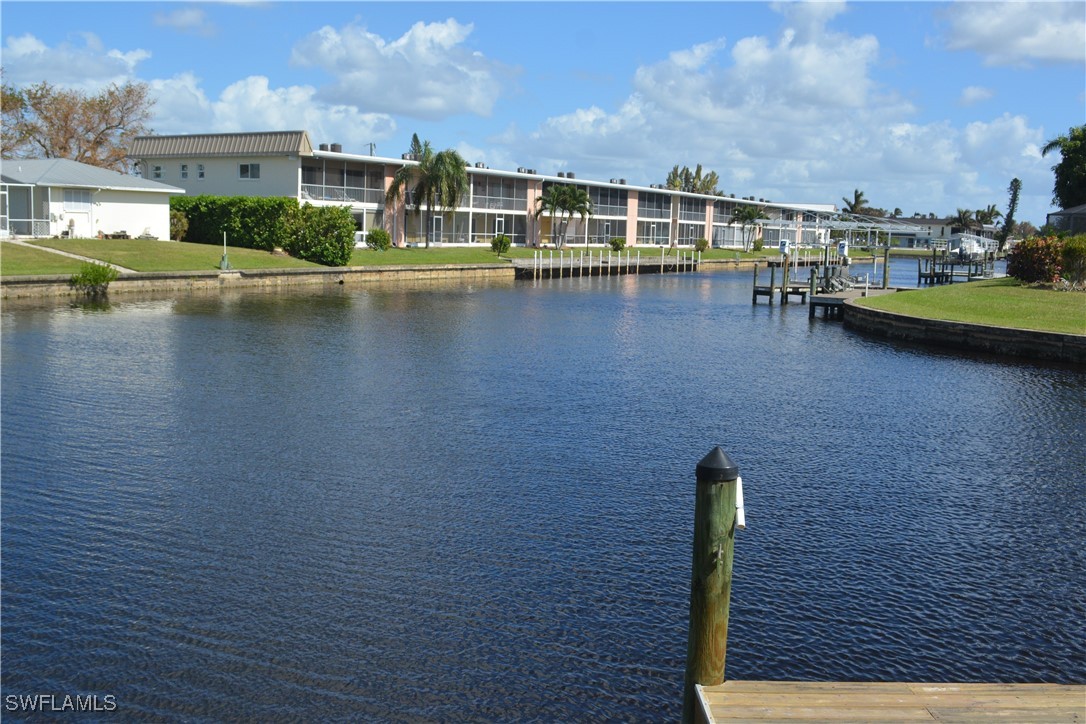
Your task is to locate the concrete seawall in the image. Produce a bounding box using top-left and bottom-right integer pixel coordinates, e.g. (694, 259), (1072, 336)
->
(0, 264), (515, 299)
(844, 299), (1086, 365)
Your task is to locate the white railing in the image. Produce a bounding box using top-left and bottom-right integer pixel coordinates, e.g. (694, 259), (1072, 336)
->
(301, 185), (383, 204)
(3, 218), (51, 237)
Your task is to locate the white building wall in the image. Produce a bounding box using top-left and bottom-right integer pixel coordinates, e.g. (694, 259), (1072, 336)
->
(45, 189), (174, 239)
(144, 156), (301, 198)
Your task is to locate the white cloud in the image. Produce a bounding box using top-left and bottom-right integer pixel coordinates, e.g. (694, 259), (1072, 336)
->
(290, 19), (515, 120)
(941, 2), (1086, 67)
(150, 74), (396, 147)
(505, 4), (1055, 223)
(153, 8), (216, 37)
(959, 85), (994, 106)
(1, 32), (148, 88)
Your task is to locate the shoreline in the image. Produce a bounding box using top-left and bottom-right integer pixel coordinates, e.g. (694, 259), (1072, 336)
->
(5, 259), (1080, 365)
(844, 298), (1086, 365)
(0, 256), (793, 300)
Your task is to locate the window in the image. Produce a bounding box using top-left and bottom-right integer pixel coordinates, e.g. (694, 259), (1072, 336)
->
(197, 164), (205, 180)
(63, 189), (91, 212)
(152, 165), (163, 179)
(239, 163), (261, 180)
(471, 176), (527, 210)
(180, 164), (189, 180)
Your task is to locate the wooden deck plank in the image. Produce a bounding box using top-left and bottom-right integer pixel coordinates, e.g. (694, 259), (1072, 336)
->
(700, 681), (1086, 723)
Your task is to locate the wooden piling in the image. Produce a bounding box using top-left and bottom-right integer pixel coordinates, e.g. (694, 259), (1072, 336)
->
(682, 447), (740, 724)
(882, 245), (890, 289)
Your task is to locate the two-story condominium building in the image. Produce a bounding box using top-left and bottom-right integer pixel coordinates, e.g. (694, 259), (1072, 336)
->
(128, 130), (833, 249)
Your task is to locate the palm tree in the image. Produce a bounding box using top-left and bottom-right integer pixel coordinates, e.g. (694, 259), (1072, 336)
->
(534, 184), (592, 249)
(975, 204), (1002, 229)
(732, 204), (768, 252)
(666, 164), (720, 194)
(386, 133), (469, 248)
(841, 189), (867, 215)
(952, 208), (976, 235)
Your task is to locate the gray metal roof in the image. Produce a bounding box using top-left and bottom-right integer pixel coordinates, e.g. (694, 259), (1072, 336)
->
(0, 158), (184, 193)
(128, 131), (313, 158)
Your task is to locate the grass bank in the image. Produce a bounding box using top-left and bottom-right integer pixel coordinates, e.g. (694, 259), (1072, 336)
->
(3, 238), (787, 276)
(21, 238), (322, 273)
(854, 277), (1085, 335)
(1, 244), (88, 276)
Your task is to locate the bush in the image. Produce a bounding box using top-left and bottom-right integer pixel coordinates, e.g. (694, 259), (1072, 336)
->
(490, 234), (512, 257)
(366, 227), (392, 252)
(171, 195), (298, 250)
(694, 238), (709, 252)
(69, 261), (119, 296)
(753, 238), (764, 252)
(608, 237), (626, 252)
(169, 208), (189, 242)
(1061, 235), (1086, 285)
(1007, 236), (1064, 283)
(283, 204), (356, 266)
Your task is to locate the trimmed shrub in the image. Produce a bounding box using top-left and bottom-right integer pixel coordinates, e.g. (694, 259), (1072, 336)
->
(1061, 234), (1086, 285)
(170, 195), (298, 250)
(1007, 236), (1063, 283)
(608, 237), (626, 252)
(753, 237), (764, 252)
(490, 233), (512, 257)
(694, 238), (709, 252)
(366, 228), (392, 252)
(284, 204), (355, 266)
(169, 208), (188, 242)
(70, 261), (119, 296)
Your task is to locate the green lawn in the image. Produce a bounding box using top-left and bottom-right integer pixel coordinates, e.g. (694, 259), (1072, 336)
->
(1, 244), (87, 276)
(855, 277), (1086, 335)
(6, 237), (825, 276)
(26, 238), (322, 272)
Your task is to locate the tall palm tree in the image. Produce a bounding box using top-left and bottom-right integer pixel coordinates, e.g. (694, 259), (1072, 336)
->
(386, 133), (469, 248)
(841, 189), (868, 215)
(732, 204), (768, 252)
(534, 184), (592, 249)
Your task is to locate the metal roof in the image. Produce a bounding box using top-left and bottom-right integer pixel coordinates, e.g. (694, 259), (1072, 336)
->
(0, 158), (184, 193)
(128, 131), (313, 158)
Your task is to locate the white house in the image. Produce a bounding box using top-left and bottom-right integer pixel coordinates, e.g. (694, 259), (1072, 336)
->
(0, 158), (183, 240)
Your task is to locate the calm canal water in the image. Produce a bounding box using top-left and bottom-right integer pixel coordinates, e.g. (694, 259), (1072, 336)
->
(2, 264), (1083, 721)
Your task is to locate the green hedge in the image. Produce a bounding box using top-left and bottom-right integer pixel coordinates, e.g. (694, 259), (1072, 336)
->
(171, 196), (356, 266)
(284, 204), (355, 267)
(171, 196), (298, 251)
(1061, 235), (1086, 285)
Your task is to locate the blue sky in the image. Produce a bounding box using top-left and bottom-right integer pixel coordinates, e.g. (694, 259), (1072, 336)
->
(3, 1), (1083, 225)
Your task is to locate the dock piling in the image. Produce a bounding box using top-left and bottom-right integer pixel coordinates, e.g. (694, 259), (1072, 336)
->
(682, 447), (741, 724)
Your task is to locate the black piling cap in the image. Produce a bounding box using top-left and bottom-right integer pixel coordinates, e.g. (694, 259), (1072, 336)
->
(696, 446), (739, 482)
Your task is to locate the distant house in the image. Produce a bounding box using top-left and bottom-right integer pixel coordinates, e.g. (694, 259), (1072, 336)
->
(889, 217), (999, 251)
(1, 158), (183, 240)
(1046, 204), (1086, 234)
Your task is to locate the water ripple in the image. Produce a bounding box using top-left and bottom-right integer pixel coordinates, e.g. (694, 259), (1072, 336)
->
(3, 268), (1084, 720)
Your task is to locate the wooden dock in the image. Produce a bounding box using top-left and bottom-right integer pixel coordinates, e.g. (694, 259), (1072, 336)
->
(512, 250), (699, 279)
(809, 287), (897, 319)
(752, 263), (811, 305)
(696, 680), (1086, 723)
